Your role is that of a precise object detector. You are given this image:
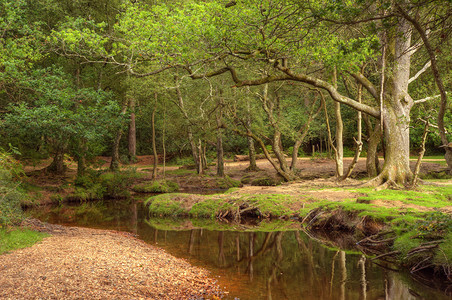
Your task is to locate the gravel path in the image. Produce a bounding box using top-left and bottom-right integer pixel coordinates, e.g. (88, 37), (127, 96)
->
(0, 219), (221, 299)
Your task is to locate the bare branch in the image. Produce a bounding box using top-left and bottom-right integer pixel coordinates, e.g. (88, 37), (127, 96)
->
(414, 94), (442, 104)
(408, 60), (431, 85)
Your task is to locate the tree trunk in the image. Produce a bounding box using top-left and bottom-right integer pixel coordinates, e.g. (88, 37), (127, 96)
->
(332, 68), (344, 177)
(151, 93), (158, 180)
(47, 144), (66, 174)
(197, 139), (203, 175)
(110, 130), (123, 171)
(364, 116), (382, 177)
(175, 77), (200, 172)
(334, 101), (344, 177)
(162, 98), (166, 179)
(76, 141), (87, 178)
(369, 18), (414, 186)
(128, 97), (137, 162)
(216, 105), (225, 177)
(246, 100), (258, 171)
(396, 3), (452, 174)
(110, 104), (128, 171)
(341, 79), (363, 180)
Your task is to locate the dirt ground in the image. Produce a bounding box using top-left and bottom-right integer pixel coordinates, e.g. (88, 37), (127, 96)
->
(23, 155), (450, 208)
(0, 219), (221, 300)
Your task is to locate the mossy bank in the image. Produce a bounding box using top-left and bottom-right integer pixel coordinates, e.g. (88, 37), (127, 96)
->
(145, 184), (452, 280)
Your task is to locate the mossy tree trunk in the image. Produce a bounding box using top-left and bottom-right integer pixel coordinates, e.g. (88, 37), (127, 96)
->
(369, 17), (414, 186)
(110, 103), (128, 171)
(364, 116), (382, 177)
(216, 98), (225, 177)
(128, 97), (137, 162)
(246, 100), (258, 171)
(47, 143), (66, 175)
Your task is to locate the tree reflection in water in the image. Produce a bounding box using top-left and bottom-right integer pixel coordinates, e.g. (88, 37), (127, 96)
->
(139, 226), (450, 300)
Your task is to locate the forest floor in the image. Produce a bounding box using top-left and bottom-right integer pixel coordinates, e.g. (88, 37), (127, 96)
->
(22, 155), (451, 210)
(0, 219), (221, 300)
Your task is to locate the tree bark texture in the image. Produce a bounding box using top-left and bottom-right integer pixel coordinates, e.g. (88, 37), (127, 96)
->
(47, 143), (66, 175)
(151, 93), (158, 180)
(128, 97), (137, 161)
(216, 98), (225, 177)
(246, 100), (258, 171)
(110, 104), (128, 171)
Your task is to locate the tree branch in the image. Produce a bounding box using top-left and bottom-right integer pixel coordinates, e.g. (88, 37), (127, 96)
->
(414, 94), (442, 104)
(408, 60), (431, 85)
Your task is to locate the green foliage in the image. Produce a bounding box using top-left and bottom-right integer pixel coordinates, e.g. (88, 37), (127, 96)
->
(416, 211), (452, 239)
(0, 228), (48, 254)
(0, 147), (26, 226)
(132, 179), (179, 193)
(98, 170), (140, 199)
(2, 67), (123, 165)
(69, 169), (143, 201)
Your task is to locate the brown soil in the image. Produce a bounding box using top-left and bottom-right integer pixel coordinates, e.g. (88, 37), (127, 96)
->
(0, 219), (221, 300)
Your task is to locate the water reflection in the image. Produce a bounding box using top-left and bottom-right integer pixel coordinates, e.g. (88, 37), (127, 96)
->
(27, 200), (450, 300)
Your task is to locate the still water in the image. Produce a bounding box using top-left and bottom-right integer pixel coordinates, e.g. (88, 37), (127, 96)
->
(28, 199), (451, 300)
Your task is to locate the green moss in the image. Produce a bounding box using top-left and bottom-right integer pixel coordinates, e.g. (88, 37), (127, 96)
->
(224, 187), (240, 194)
(146, 193), (189, 217)
(216, 176), (242, 189)
(190, 198), (234, 218)
(165, 169), (196, 176)
(352, 185), (452, 208)
(393, 231), (422, 257)
(0, 229), (48, 254)
(434, 232), (452, 265)
(240, 174), (253, 184)
(132, 179), (179, 193)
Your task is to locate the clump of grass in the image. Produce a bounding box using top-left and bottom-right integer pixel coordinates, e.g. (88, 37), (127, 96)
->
(0, 229), (48, 254)
(133, 179), (179, 193)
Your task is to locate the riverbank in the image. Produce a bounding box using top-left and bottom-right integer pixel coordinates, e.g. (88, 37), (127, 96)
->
(145, 181), (452, 283)
(0, 219), (221, 299)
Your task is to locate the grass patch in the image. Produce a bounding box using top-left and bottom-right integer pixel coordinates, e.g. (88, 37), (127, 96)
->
(0, 228), (48, 255)
(145, 193), (189, 217)
(165, 169), (197, 176)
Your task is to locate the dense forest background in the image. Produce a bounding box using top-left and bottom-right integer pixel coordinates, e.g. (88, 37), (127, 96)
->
(0, 0), (451, 185)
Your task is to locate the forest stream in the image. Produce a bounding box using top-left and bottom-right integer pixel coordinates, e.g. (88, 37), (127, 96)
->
(26, 197), (451, 300)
